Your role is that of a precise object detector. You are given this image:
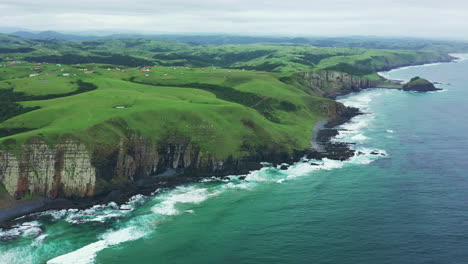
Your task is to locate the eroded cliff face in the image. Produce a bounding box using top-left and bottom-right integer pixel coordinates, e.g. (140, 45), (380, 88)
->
(0, 100), (358, 226)
(0, 98), (353, 203)
(0, 137), (291, 202)
(291, 71), (380, 98)
(0, 139), (95, 199)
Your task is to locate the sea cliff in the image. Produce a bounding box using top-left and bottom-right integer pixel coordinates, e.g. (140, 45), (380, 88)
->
(0, 53), (455, 224)
(288, 70), (380, 98)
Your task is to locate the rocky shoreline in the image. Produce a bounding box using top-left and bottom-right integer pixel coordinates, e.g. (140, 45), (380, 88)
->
(1, 57), (454, 227)
(0, 105), (362, 228)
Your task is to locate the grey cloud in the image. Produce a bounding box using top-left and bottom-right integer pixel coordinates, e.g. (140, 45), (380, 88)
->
(1, 0), (468, 39)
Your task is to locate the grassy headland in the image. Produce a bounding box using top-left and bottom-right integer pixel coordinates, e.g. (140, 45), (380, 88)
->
(0, 33), (456, 160)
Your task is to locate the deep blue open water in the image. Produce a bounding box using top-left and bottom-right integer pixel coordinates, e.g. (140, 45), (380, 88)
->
(1, 56), (468, 264)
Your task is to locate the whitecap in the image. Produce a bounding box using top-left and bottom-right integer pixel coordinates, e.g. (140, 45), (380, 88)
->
(151, 201), (179, 216)
(47, 226), (146, 264)
(64, 203), (125, 224)
(151, 186), (219, 216)
(119, 194), (148, 211)
(351, 134), (369, 141)
(221, 182), (252, 190)
(0, 221), (43, 240)
(32, 234), (48, 247)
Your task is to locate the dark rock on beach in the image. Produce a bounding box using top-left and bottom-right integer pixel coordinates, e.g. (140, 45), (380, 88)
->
(308, 106), (361, 162)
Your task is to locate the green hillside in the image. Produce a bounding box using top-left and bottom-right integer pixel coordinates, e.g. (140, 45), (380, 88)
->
(0, 63), (333, 158)
(0, 34), (455, 159)
(0, 34), (453, 75)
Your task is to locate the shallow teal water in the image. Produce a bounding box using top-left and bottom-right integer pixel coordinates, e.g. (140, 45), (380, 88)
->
(2, 57), (468, 264)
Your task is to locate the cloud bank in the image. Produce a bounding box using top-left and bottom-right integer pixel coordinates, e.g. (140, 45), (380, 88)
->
(1, 0), (467, 39)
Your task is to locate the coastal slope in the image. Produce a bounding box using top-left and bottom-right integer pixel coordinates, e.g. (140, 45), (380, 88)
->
(0, 34), (457, 223)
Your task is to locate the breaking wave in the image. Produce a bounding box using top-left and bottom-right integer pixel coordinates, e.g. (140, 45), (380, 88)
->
(47, 227), (146, 264)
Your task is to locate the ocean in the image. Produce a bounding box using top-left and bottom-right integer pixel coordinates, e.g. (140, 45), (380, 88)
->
(1, 56), (468, 264)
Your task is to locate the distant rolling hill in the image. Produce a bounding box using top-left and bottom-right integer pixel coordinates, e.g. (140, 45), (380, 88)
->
(8, 31), (468, 52)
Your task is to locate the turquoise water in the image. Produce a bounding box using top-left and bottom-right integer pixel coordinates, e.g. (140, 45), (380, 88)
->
(2, 57), (468, 264)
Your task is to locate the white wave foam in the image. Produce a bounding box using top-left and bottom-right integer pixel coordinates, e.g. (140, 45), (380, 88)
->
(281, 147), (387, 180)
(119, 194), (147, 211)
(351, 134), (369, 141)
(0, 221), (43, 240)
(243, 166), (286, 183)
(47, 226), (146, 264)
(151, 186), (219, 216)
(429, 88), (448, 93)
(64, 203), (126, 224)
(0, 227), (21, 240)
(221, 182), (252, 190)
(199, 177), (216, 183)
(38, 194), (150, 225)
(333, 116), (374, 143)
(276, 158), (344, 181)
(38, 185), (226, 264)
(151, 201), (179, 216)
(0, 248), (34, 264)
(48, 186), (227, 263)
(32, 234), (48, 247)
(350, 149), (387, 165)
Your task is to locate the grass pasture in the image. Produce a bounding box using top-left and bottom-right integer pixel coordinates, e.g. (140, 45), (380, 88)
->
(0, 64), (333, 157)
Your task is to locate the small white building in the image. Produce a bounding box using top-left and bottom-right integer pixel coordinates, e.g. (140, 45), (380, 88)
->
(63, 73), (70, 77)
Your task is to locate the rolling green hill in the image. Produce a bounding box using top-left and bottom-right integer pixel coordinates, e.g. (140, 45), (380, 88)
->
(0, 34), (458, 203)
(0, 63), (334, 159)
(0, 34), (453, 78)
(0, 34), (455, 156)
(9, 31), (468, 52)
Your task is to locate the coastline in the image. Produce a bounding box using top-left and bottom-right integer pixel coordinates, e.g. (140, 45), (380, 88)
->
(377, 55), (461, 81)
(0, 107), (360, 227)
(0, 56), (456, 228)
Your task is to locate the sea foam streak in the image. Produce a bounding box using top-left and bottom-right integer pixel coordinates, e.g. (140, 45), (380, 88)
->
(47, 186), (224, 264)
(47, 227), (146, 264)
(0, 221), (43, 241)
(151, 186), (220, 216)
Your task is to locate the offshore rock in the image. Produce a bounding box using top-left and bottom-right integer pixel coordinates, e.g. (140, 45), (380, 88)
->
(403, 77), (441, 92)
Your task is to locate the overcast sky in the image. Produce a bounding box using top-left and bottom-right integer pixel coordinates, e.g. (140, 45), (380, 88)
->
(1, 0), (467, 39)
